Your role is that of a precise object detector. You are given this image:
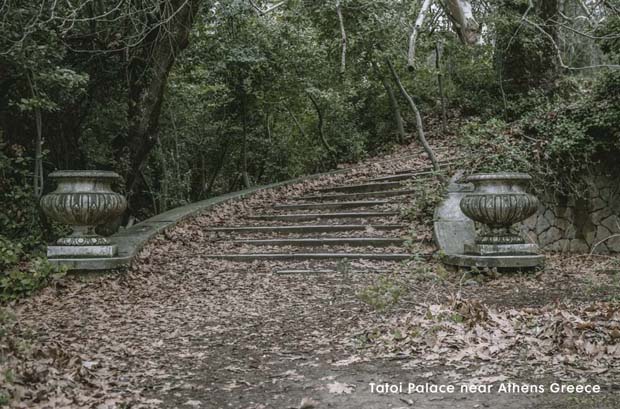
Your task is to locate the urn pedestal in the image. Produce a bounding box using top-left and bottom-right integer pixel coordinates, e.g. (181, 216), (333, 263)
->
(40, 171), (127, 258)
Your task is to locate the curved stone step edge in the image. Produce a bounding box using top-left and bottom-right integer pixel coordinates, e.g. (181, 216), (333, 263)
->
(231, 238), (406, 247)
(203, 253), (428, 261)
(317, 181), (403, 194)
(246, 212), (400, 221)
(205, 224), (407, 233)
(48, 167), (351, 271)
(296, 189), (417, 201)
(272, 200), (391, 210)
(274, 269), (392, 275)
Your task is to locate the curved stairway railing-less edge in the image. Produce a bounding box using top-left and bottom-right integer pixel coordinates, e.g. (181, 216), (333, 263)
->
(45, 169), (347, 272)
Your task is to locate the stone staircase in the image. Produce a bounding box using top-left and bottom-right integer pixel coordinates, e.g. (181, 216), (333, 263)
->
(203, 159), (456, 274)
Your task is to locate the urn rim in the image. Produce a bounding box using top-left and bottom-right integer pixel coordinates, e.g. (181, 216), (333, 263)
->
(48, 170), (122, 181)
(463, 172), (532, 182)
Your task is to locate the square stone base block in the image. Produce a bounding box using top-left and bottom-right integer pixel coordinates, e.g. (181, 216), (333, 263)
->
(48, 245), (118, 258)
(464, 242), (539, 256)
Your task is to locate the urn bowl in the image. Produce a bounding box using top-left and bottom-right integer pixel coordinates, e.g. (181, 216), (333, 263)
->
(459, 173), (538, 245)
(40, 170), (127, 246)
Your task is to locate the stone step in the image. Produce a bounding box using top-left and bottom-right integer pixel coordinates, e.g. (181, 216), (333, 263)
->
(204, 253), (415, 262)
(273, 200), (390, 211)
(392, 159), (460, 174)
(317, 181), (403, 194)
(232, 237), (405, 247)
(206, 224), (406, 233)
(368, 171), (434, 183)
(275, 269), (391, 275)
(297, 189), (416, 201)
(246, 212), (399, 222)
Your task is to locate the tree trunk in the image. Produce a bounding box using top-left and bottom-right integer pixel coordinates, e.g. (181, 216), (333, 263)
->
(119, 0), (201, 213)
(308, 92), (337, 157)
(435, 41), (448, 133)
(241, 90), (251, 189)
(408, 0), (433, 69)
(494, 0), (559, 94)
(336, 0), (347, 74)
(444, 0), (480, 45)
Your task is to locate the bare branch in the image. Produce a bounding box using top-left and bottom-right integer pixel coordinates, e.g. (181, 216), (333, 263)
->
(577, 0), (597, 26)
(336, 0), (347, 75)
(248, 0), (288, 16)
(525, 17), (620, 70)
(504, 0), (533, 52)
(551, 18), (620, 40)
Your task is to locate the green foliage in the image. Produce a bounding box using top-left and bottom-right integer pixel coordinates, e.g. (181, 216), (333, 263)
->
(0, 139), (45, 248)
(357, 276), (404, 312)
(459, 72), (620, 198)
(403, 178), (446, 225)
(0, 238), (22, 273)
(596, 15), (620, 63)
(0, 253), (66, 302)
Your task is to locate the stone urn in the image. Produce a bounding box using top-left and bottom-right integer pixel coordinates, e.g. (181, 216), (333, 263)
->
(40, 170), (127, 258)
(459, 173), (539, 255)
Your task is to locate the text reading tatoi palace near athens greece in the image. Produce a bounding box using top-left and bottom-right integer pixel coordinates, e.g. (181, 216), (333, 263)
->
(368, 382), (602, 394)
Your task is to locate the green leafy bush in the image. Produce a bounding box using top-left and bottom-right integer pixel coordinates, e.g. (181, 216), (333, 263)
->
(459, 72), (620, 198)
(403, 178), (447, 225)
(0, 250), (66, 302)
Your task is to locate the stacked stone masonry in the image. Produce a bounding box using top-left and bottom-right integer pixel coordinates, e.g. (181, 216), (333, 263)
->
(522, 174), (620, 254)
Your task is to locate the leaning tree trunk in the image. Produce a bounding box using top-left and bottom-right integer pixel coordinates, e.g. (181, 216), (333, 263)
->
(444, 0), (480, 45)
(386, 58), (442, 177)
(308, 92), (337, 157)
(120, 0), (201, 213)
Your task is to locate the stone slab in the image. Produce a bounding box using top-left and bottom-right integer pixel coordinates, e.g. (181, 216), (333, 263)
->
(206, 224), (406, 233)
(247, 212), (399, 221)
(275, 269), (390, 275)
(298, 189), (417, 201)
(205, 253), (419, 261)
(441, 253), (545, 269)
(464, 242), (539, 256)
(317, 182), (403, 193)
(48, 245), (118, 258)
(48, 256), (131, 271)
(433, 179), (475, 255)
(232, 238), (405, 247)
(368, 171), (434, 182)
(273, 200), (389, 210)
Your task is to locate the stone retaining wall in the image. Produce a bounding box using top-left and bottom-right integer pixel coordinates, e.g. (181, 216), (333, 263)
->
(523, 174), (620, 254)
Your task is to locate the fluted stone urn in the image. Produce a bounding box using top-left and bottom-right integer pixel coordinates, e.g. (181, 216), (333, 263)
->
(40, 171), (127, 258)
(459, 173), (539, 255)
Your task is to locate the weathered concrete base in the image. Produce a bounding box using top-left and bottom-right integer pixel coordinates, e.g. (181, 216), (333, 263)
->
(48, 244), (118, 258)
(464, 242), (539, 256)
(441, 253), (545, 269)
(48, 256), (131, 271)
